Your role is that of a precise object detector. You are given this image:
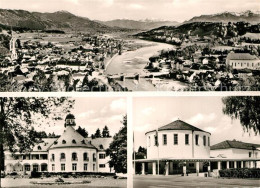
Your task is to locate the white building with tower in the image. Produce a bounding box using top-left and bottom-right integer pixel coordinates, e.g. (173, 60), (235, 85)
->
(133, 119), (260, 176)
(4, 114), (114, 174)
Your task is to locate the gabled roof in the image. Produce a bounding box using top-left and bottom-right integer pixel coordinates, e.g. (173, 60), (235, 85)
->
(85, 137), (113, 151)
(32, 138), (57, 152)
(227, 53), (259, 60)
(210, 140), (260, 150)
(146, 120), (210, 134)
(50, 126), (96, 150)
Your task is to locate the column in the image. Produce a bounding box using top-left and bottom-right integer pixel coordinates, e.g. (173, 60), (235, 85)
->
(226, 161), (229, 169)
(142, 163), (145, 175)
(250, 161), (254, 168)
(132, 163), (135, 175)
(217, 161), (221, 170)
(183, 162), (187, 176)
(208, 162), (211, 172)
(196, 162), (200, 176)
(152, 162), (156, 175)
(165, 162), (169, 176)
(241, 161), (244, 168)
(234, 161), (237, 169)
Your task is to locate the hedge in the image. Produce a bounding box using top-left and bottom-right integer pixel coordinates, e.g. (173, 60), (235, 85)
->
(219, 168), (260, 179)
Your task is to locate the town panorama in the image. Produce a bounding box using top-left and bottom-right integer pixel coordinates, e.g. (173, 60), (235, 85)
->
(0, 9), (260, 91)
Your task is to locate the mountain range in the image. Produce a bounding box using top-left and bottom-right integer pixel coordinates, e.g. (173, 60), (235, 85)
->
(186, 10), (260, 24)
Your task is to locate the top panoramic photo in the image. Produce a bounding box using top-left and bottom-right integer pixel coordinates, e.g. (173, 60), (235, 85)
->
(0, 0), (260, 92)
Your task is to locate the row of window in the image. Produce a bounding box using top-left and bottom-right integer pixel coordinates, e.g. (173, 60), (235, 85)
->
(149, 134), (210, 146)
(55, 163), (106, 171)
(231, 62), (260, 67)
(50, 153), (105, 161)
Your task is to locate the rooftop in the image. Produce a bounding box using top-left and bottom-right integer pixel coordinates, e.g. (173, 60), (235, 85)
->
(227, 53), (259, 60)
(210, 140), (260, 150)
(146, 120), (210, 134)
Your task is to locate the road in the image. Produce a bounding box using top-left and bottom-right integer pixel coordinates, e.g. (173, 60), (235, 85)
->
(134, 175), (260, 188)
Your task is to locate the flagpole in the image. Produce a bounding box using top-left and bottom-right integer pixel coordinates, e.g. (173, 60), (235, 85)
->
(157, 120), (159, 175)
(133, 131), (135, 175)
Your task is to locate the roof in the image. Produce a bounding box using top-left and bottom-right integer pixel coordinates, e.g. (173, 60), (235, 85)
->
(32, 138), (57, 152)
(210, 140), (260, 150)
(227, 53), (259, 61)
(65, 113), (75, 119)
(85, 137), (113, 151)
(146, 120), (210, 134)
(50, 126), (96, 150)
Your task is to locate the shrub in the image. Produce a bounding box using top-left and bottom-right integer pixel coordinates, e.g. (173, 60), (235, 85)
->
(30, 171), (41, 178)
(62, 174), (69, 178)
(10, 172), (17, 176)
(219, 168), (260, 179)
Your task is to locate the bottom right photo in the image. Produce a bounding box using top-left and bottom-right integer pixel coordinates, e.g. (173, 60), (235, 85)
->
(133, 96), (260, 188)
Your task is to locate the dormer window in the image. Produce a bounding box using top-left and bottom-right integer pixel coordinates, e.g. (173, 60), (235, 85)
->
(54, 141), (58, 145)
(81, 140), (85, 144)
(72, 139), (76, 144)
(38, 146), (42, 150)
(99, 145), (103, 149)
(62, 140), (66, 144)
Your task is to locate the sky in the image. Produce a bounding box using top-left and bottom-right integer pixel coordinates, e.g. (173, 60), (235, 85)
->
(0, 0), (259, 22)
(133, 96), (260, 150)
(33, 97), (126, 137)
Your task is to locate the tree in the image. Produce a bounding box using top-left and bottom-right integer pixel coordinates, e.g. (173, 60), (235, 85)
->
(94, 128), (101, 138)
(222, 96), (260, 135)
(76, 126), (88, 138)
(0, 97), (74, 186)
(102, 125), (110, 137)
(106, 115), (127, 173)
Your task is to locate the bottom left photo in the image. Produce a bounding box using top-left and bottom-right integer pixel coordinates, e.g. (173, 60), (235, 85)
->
(0, 97), (127, 188)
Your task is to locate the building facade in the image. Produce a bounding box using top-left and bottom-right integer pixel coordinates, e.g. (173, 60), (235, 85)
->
(226, 52), (260, 70)
(4, 114), (114, 174)
(134, 120), (260, 176)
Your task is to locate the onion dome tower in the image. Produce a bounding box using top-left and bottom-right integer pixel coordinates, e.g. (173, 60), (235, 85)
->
(64, 113), (76, 127)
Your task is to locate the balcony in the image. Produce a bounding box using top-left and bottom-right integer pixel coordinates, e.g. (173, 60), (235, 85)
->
(71, 158), (78, 161)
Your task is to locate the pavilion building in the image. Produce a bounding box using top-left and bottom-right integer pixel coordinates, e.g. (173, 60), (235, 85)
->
(4, 114), (114, 174)
(133, 120), (260, 176)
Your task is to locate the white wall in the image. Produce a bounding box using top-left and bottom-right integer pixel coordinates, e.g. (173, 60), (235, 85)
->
(227, 59), (260, 70)
(146, 130), (210, 159)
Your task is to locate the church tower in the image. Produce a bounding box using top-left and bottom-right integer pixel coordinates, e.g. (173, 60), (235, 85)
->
(64, 113), (76, 127)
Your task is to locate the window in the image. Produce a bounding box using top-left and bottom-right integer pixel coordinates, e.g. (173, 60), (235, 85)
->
(195, 135), (199, 145)
(25, 165), (30, 171)
(62, 140), (66, 144)
(148, 136), (151, 147)
(72, 163), (77, 171)
(163, 134), (167, 145)
(51, 154), (55, 161)
(99, 145), (104, 149)
(93, 153), (96, 162)
(81, 140), (85, 144)
(185, 134), (189, 145)
(84, 164), (88, 171)
(99, 153), (106, 159)
(93, 164), (96, 171)
(52, 164), (55, 171)
(203, 136), (206, 146)
(99, 164), (105, 168)
(208, 137), (210, 146)
(72, 152), (77, 161)
(255, 152), (258, 158)
(61, 164), (65, 171)
(174, 134), (178, 145)
(189, 163), (195, 167)
(72, 139), (76, 144)
(83, 152), (89, 161)
(249, 152), (252, 158)
(60, 153), (66, 161)
(38, 146), (42, 150)
(154, 135), (158, 146)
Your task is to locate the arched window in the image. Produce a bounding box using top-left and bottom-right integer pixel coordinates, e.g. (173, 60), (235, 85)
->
(81, 140), (85, 144)
(62, 140), (66, 144)
(72, 139), (76, 144)
(99, 145), (103, 149)
(72, 152), (77, 161)
(37, 146), (42, 150)
(83, 152), (89, 161)
(60, 153), (66, 160)
(93, 153), (96, 162)
(51, 154), (55, 161)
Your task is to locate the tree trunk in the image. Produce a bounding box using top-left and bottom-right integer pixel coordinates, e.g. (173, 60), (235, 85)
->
(0, 98), (5, 188)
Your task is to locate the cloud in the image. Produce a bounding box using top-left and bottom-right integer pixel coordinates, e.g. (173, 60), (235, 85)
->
(110, 98), (126, 112)
(108, 115), (123, 122)
(141, 107), (155, 116)
(186, 113), (217, 126)
(78, 110), (95, 118)
(134, 123), (152, 132)
(129, 3), (144, 9)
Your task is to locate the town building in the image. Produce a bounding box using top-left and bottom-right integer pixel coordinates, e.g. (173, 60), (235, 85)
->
(226, 52), (260, 70)
(133, 120), (260, 176)
(4, 114), (114, 174)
